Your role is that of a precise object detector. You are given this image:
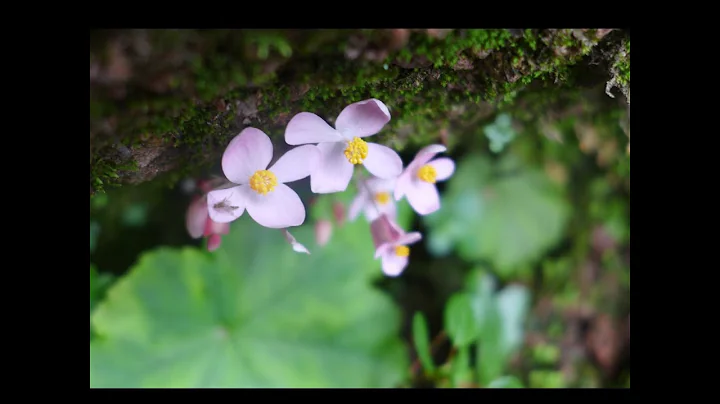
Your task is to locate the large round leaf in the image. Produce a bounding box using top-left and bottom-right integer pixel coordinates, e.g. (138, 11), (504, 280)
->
(425, 154), (569, 277)
(90, 212), (407, 387)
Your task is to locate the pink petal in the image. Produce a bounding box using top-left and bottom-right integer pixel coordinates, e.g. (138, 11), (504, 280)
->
(374, 242), (394, 259)
(381, 253), (409, 277)
(208, 219), (230, 236)
(245, 183), (305, 228)
(281, 229), (311, 254)
(397, 231), (422, 246)
(370, 214), (402, 251)
(269, 144), (321, 184)
(207, 234), (222, 252)
(285, 112), (344, 145)
(314, 219), (333, 246)
(393, 169), (414, 201)
(405, 181), (441, 216)
(222, 128), (274, 184)
(428, 157), (455, 181)
(310, 142), (354, 194)
(335, 99), (391, 139)
(186, 196), (208, 239)
(366, 176), (397, 193)
(408, 144), (447, 172)
(206, 186), (247, 223)
(363, 143), (403, 179)
(348, 189), (369, 221)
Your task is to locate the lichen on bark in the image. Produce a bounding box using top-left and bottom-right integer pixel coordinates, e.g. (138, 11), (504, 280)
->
(89, 28), (629, 196)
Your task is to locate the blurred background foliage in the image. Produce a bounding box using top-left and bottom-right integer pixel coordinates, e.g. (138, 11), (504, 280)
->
(90, 96), (630, 388)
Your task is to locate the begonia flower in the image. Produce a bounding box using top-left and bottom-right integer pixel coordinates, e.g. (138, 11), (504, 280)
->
(284, 99), (403, 194)
(394, 144), (455, 215)
(348, 176), (397, 222)
(370, 214), (422, 277)
(206, 127), (320, 229)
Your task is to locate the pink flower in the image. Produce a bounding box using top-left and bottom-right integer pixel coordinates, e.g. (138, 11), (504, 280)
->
(370, 214), (422, 277)
(284, 99), (403, 194)
(186, 194), (230, 252)
(348, 176), (397, 222)
(394, 144), (455, 215)
(206, 127), (320, 229)
(315, 219), (333, 246)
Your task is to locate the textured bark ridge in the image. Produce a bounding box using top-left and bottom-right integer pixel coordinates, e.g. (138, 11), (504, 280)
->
(89, 29), (630, 196)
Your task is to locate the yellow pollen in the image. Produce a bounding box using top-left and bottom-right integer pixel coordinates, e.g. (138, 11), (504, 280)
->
(249, 169), (278, 195)
(417, 164), (437, 183)
(375, 192), (391, 205)
(395, 245), (410, 257)
(344, 137), (368, 165)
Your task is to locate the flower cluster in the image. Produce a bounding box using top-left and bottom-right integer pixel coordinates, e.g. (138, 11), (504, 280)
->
(187, 99), (454, 276)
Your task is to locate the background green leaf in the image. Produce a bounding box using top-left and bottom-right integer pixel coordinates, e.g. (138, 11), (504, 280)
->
(463, 270), (530, 386)
(444, 293), (479, 348)
(90, 214), (407, 387)
(483, 113), (516, 153)
(412, 311), (435, 375)
(425, 154), (570, 278)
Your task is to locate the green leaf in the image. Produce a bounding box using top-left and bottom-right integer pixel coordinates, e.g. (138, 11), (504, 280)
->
(495, 285), (530, 355)
(465, 270), (530, 386)
(487, 375), (524, 388)
(444, 293), (479, 348)
(90, 265), (113, 315)
(425, 154), (569, 278)
(450, 345), (472, 387)
(90, 265), (114, 340)
(90, 217), (407, 387)
(483, 113), (516, 153)
(412, 312), (435, 374)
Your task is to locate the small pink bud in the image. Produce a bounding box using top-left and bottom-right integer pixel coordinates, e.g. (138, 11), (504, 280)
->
(207, 234), (222, 252)
(370, 214), (402, 250)
(315, 219), (333, 246)
(333, 201), (346, 227)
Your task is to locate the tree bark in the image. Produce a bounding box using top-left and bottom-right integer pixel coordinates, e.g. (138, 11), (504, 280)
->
(89, 29), (630, 196)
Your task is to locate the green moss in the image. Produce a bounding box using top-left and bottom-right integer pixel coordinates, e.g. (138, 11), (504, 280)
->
(90, 29), (618, 195)
(90, 157), (138, 195)
(614, 39), (630, 86)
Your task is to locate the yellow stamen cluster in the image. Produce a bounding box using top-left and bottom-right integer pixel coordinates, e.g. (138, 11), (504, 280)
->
(344, 137), (368, 165)
(374, 192), (391, 205)
(417, 164), (437, 183)
(249, 169), (278, 195)
(395, 245), (410, 257)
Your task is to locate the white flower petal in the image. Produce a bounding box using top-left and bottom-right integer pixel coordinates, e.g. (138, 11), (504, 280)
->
(221, 128), (274, 184)
(381, 253), (409, 277)
(363, 143), (403, 179)
(405, 181), (441, 216)
(285, 112), (344, 145)
(206, 186), (247, 223)
(310, 142), (354, 194)
(335, 99), (391, 139)
(245, 183), (306, 228)
(269, 145), (321, 184)
(428, 157), (455, 182)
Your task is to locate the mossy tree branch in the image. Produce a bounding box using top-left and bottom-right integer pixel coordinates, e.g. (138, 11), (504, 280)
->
(89, 28), (630, 196)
